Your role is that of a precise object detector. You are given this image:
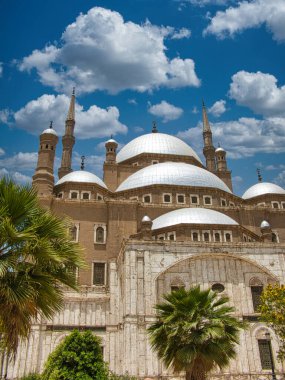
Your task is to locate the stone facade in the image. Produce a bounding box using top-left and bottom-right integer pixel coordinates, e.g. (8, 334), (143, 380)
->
(4, 97), (285, 379)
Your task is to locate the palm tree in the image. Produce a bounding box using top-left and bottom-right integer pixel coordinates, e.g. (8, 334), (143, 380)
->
(148, 286), (246, 380)
(0, 178), (84, 355)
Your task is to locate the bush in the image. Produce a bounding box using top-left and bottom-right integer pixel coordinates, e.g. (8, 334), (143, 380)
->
(42, 330), (109, 380)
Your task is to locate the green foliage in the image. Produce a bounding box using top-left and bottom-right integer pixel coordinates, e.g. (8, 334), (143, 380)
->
(42, 330), (109, 380)
(260, 284), (285, 361)
(19, 374), (42, 380)
(0, 178), (84, 355)
(148, 286), (246, 380)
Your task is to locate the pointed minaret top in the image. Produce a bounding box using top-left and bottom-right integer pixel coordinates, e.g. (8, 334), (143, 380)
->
(66, 88), (75, 121)
(152, 120), (158, 133)
(202, 100), (211, 133)
(257, 168), (263, 182)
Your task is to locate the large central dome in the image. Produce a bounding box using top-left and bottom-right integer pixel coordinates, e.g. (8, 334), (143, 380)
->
(116, 162), (232, 193)
(116, 132), (202, 164)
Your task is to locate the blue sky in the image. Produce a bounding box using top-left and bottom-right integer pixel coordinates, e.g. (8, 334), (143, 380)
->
(0, 0), (285, 195)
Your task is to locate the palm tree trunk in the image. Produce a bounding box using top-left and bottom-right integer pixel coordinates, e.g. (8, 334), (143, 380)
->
(186, 370), (206, 380)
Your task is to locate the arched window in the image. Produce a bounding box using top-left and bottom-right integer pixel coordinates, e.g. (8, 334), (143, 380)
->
(82, 192), (90, 200)
(212, 283), (225, 293)
(69, 225), (78, 242)
(70, 191), (78, 199)
(272, 233), (278, 243)
(192, 232), (199, 242)
(96, 227), (105, 243)
(214, 232), (221, 242)
(249, 278), (263, 312)
(203, 232), (210, 242)
(225, 232), (231, 242)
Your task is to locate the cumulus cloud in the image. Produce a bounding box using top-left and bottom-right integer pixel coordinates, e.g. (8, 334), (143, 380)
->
(178, 116), (285, 159)
(0, 109), (12, 124)
(171, 27), (191, 39)
(204, 0), (285, 42)
(19, 7), (200, 94)
(229, 71), (285, 117)
(148, 100), (184, 123)
(0, 152), (38, 171)
(0, 148), (5, 157)
(208, 100), (226, 117)
(0, 168), (32, 184)
(128, 99), (137, 106)
(6, 94), (127, 139)
(180, 0), (232, 6)
(274, 170), (285, 187)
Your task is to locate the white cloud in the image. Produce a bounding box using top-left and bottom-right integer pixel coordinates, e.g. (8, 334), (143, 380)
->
(0, 148), (5, 157)
(192, 106), (198, 114)
(0, 168), (32, 184)
(0, 152), (38, 171)
(181, 0), (232, 6)
(8, 94), (127, 139)
(208, 99), (226, 117)
(148, 101), (183, 123)
(19, 7), (200, 94)
(133, 126), (144, 133)
(229, 71), (285, 117)
(171, 27), (191, 39)
(204, 0), (285, 42)
(128, 99), (137, 106)
(274, 170), (285, 188)
(178, 116), (285, 159)
(0, 109), (12, 124)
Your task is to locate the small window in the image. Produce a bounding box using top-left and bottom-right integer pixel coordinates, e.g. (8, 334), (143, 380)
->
(163, 194), (172, 203)
(167, 232), (176, 241)
(177, 194), (185, 204)
(203, 231), (210, 242)
(281, 202), (285, 209)
(224, 232), (232, 242)
(229, 202), (235, 207)
(97, 194), (103, 201)
(45, 144), (49, 149)
(203, 196), (212, 205)
(57, 192), (63, 199)
(93, 263), (106, 285)
(152, 160), (159, 165)
(70, 191), (79, 199)
(221, 199), (227, 207)
(82, 192), (90, 200)
(272, 232), (278, 243)
(157, 234), (165, 241)
(143, 194), (151, 203)
(96, 227), (105, 243)
(272, 202), (279, 209)
(192, 231), (199, 242)
(214, 232), (221, 242)
(212, 283), (225, 293)
(190, 195), (199, 205)
(251, 286), (263, 312)
(132, 162), (139, 167)
(171, 285), (181, 292)
(258, 339), (273, 370)
(243, 235), (247, 242)
(69, 225), (79, 242)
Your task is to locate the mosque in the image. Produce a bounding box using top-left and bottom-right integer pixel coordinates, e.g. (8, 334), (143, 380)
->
(6, 91), (285, 379)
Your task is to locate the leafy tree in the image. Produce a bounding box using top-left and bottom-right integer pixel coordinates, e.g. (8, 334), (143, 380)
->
(148, 286), (246, 380)
(42, 330), (109, 380)
(260, 284), (285, 361)
(0, 178), (84, 355)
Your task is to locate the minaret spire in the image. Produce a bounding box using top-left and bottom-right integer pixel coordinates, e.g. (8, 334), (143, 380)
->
(202, 100), (216, 172)
(58, 89), (76, 179)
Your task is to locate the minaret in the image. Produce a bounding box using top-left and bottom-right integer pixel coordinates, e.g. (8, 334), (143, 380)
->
(202, 101), (216, 172)
(58, 88), (76, 179)
(103, 137), (118, 191)
(32, 121), (58, 196)
(215, 146), (228, 172)
(105, 137), (118, 164)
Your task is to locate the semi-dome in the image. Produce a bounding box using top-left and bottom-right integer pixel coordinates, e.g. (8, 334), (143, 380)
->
(215, 147), (225, 153)
(242, 182), (285, 200)
(116, 162), (232, 193)
(152, 208), (238, 230)
(260, 220), (271, 229)
(116, 133), (202, 164)
(55, 170), (108, 189)
(41, 128), (58, 136)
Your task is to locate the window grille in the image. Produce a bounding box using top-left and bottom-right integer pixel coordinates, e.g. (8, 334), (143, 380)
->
(258, 339), (272, 370)
(96, 227), (105, 243)
(251, 286), (263, 312)
(93, 263), (105, 285)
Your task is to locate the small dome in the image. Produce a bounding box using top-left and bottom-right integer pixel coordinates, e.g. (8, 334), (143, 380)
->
(215, 147), (225, 153)
(152, 208), (238, 230)
(116, 162), (232, 193)
(260, 220), (271, 229)
(242, 182), (285, 199)
(142, 215), (152, 222)
(41, 128), (58, 136)
(55, 170), (108, 189)
(116, 133), (201, 164)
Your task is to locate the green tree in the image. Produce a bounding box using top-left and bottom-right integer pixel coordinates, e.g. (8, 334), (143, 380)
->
(42, 330), (108, 380)
(260, 284), (285, 361)
(148, 286), (246, 380)
(0, 178), (84, 355)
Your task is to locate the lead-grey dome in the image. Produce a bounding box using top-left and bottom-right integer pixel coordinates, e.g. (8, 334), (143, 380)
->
(116, 133), (202, 164)
(116, 162), (232, 193)
(152, 208), (238, 230)
(242, 182), (285, 199)
(55, 170), (108, 189)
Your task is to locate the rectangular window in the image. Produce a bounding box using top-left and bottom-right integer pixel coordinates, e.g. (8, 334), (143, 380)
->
(190, 194), (199, 205)
(251, 286), (263, 312)
(258, 339), (272, 370)
(177, 194), (185, 204)
(93, 263), (106, 285)
(163, 193), (172, 203)
(143, 194), (151, 203)
(70, 190), (79, 199)
(203, 195), (212, 205)
(271, 202), (279, 209)
(220, 198), (227, 206)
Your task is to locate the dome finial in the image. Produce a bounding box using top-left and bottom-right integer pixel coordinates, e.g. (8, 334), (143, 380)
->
(257, 168), (263, 182)
(49, 120), (53, 129)
(81, 155), (86, 170)
(152, 120), (158, 133)
(72, 87), (75, 96)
